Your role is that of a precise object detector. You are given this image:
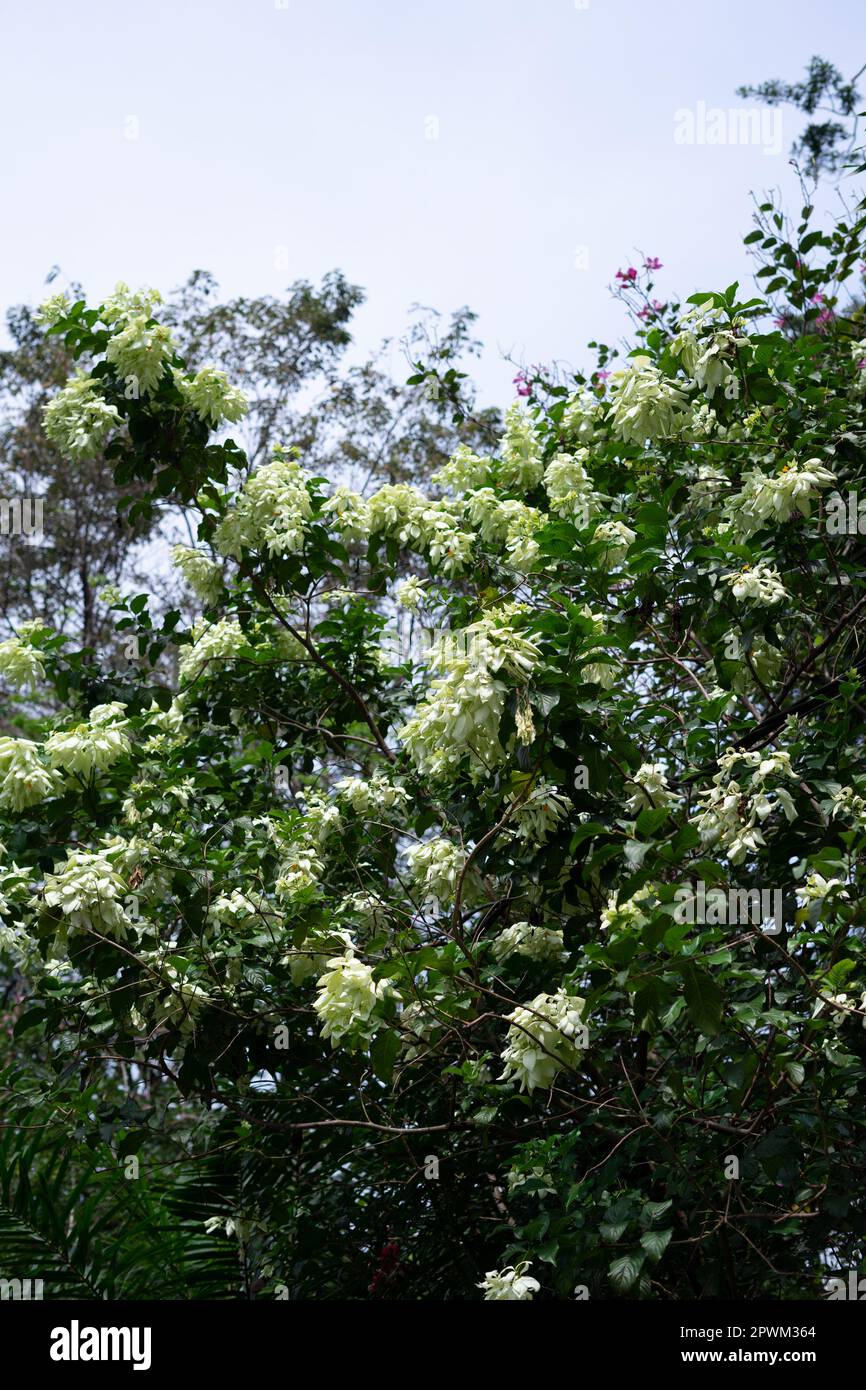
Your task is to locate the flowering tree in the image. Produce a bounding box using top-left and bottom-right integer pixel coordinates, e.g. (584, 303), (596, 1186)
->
(1, 161), (866, 1301)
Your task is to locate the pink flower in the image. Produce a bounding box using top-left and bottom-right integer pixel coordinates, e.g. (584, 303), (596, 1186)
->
(652, 299), (665, 312)
(815, 307), (835, 332)
(595, 369), (611, 381)
(810, 292), (825, 304)
(637, 305), (651, 320)
(644, 256), (663, 271)
(773, 315), (788, 329)
(513, 371), (531, 397)
(616, 267), (638, 282)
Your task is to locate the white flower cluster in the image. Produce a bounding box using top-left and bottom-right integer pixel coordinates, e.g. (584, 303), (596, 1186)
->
(398, 613), (541, 780)
(577, 604), (620, 688)
(334, 772), (410, 818)
(178, 617), (250, 683)
(0, 636), (45, 691)
(491, 920), (567, 964)
(731, 459), (835, 536)
(543, 450), (601, 525)
(462, 490), (543, 572)
(320, 484), (371, 543)
(691, 748), (797, 865)
(477, 1262), (540, 1301)
(499, 988), (587, 1092)
(0, 738), (58, 812)
(43, 373), (122, 459)
(45, 702), (130, 779)
(207, 889), (263, 930)
(40, 849), (132, 940)
(215, 452), (313, 559)
(725, 562), (786, 607)
(509, 780), (572, 845)
(796, 872), (848, 911)
(104, 315), (174, 395)
(36, 292), (71, 327)
(830, 785), (866, 828)
(561, 388), (604, 444)
(313, 943), (389, 1047)
(406, 837), (467, 906)
(102, 283), (164, 324)
(433, 443), (493, 492)
(498, 402), (545, 489)
(600, 883), (655, 933)
(608, 357), (692, 445)
(593, 519), (636, 568)
(171, 545), (224, 606)
(275, 842), (324, 901)
(173, 366), (247, 426)
(688, 463), (728, 510)
(395, 576), (424, 610)
(625, 762), (675, 815)
(671, 314), (745, 400)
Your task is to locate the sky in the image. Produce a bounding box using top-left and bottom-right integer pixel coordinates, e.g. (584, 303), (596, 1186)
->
(1, 0), (863, 402)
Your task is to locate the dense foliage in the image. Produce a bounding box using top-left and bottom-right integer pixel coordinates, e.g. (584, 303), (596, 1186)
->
(1, 138), (866, 1302)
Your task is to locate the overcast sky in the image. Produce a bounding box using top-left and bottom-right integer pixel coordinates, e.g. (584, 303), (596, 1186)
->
(2, 0), (862, 400)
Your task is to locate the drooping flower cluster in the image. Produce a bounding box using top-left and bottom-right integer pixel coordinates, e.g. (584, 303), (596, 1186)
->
(477, 1262), (540, 1301)
(43, 373), (121, 459)
(39, 849), (132, 942)
(491, 920), (567, 964)
(508, 780), (572, 845)
(406, 837), (467, 907)
(313, 943), (389, 1047)
(173, 366), (247, 426)
(608, 356), (692, 444)
(178, 617), (250, 683)
(543, 450), (600, 524)
(624, 762), (675, 815)
(45, 703), (130, 779)
(171, 545), (225, 606)
(498, 402), (545, 489)
(731, 458), (836, 535)
(215, 451), (313, 558)
(104, 315), (174, 395)
(398, 613), (541, 780)
(0, 637), (45, 691)
(334, 772), (410, 818)
(593, 518), (636, 568)
(499, 988), (587, 1092)
(725, 562), (786, 606)
(0, 739), (58, 812)
(691, 748), (797, 864)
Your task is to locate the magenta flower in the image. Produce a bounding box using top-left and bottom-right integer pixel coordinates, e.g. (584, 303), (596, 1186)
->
(616, 267), (638, 283)
(513, 371), (531, 397)
(595, 369), (611, 381)
(644, 257), (663, 271)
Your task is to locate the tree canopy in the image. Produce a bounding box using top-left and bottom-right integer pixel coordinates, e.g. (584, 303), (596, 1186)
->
(1, 91), (866, 1304)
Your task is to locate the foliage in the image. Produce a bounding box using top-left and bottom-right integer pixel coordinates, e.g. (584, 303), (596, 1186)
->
(2, 121), (866, 1305)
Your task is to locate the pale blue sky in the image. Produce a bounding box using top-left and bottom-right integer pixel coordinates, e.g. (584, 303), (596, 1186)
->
(2, 0), (862, 400)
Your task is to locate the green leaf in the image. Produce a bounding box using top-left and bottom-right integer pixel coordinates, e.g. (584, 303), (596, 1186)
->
(680, 962), (723, 1036)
